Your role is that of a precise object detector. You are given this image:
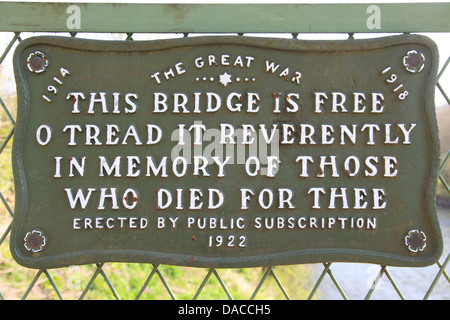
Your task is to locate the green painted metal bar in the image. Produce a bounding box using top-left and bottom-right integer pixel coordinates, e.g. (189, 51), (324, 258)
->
(0, 2), (449, 33)
(0, 192), (14, 218)
(212, 269), (233, 300)
(383, 268), (405, 300)
(0, 127), (14, 154)
(99, 266), (121, 300)
(324, 265), (348, 300)
(307, 263), (332, 300)
(0, 222), (12, 246)
(135, 264), (160, 300)
(437, 83), (450, 107)
(78, 263), (104, 300)
(365, 265), (386, 300)
(250, 267), (272, 300)
(269, 268), (291, 300)
(193, 268), (214, 300)
(440, 152), (450, 175)
(21, 269), (44, 300)
(424, 253), (450, 299)
(155, 267), (177, 300)
(439, 153), (450, 195)
(437, 56), (450, 81)
(0, 32), (21, 65)
(19, 269), (63, 300)
(80, 263), (121, 300)
(441, 260), (450, 283)
(0, 96), (16, 125)
(192, 268), (233, 300)
(43, 269), (64, 300)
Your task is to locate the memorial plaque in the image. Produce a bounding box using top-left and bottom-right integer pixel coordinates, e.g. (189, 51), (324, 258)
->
(11, 35), (442, 268)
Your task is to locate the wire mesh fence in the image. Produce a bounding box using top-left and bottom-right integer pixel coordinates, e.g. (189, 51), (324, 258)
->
(0, 3), (449, 300)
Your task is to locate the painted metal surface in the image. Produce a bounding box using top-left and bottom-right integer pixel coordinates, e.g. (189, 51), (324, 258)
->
(0, 2), (449, 33)
(10, 35), (442, 268)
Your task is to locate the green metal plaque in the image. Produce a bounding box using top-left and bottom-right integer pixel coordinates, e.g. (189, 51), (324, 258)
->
(11, 35), (442, 269)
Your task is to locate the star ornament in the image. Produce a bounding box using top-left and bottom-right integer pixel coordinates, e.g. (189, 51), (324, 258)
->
(219, 72), (232, 87)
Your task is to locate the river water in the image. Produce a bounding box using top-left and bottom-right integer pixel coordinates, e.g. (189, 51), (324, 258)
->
(318, 208), (450, 300)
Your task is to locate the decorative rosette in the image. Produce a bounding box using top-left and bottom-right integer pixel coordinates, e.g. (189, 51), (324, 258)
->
(403, 50), (425, 73)
(27, 51), (49, 73)
(405, 229), (426, 253)
(24, 229), (47, 253)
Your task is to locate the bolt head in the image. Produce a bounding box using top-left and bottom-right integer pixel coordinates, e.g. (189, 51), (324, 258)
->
(405, 229), (427, 253)
(24, 229), (47, 253)
(27, 51), (49, 73)
(403, 50), (425, 73)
